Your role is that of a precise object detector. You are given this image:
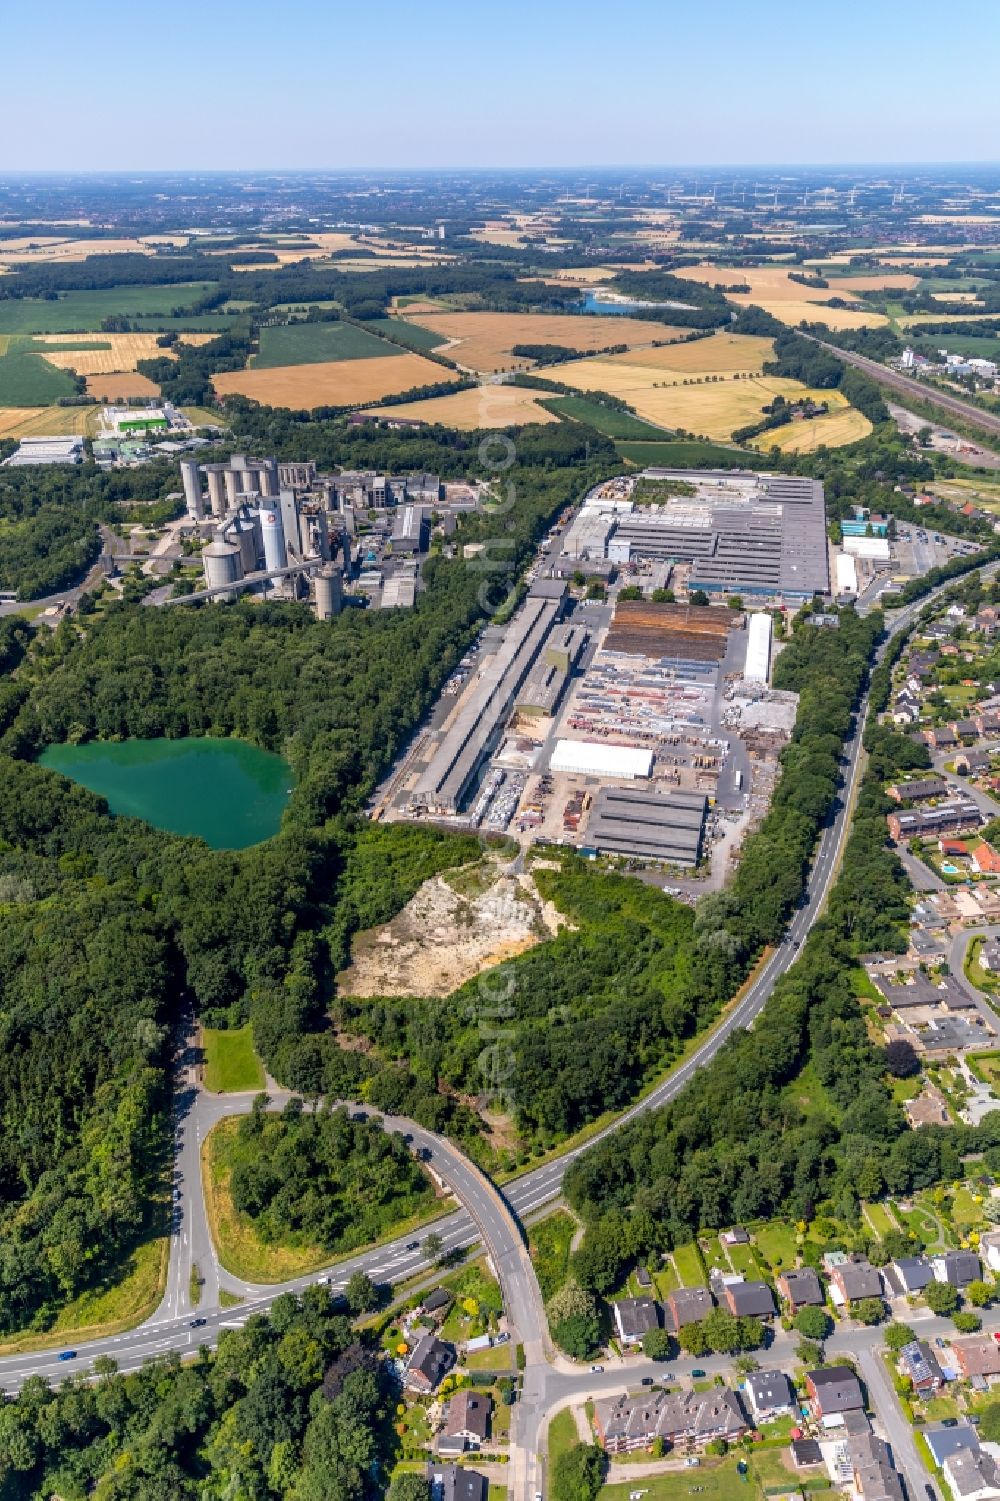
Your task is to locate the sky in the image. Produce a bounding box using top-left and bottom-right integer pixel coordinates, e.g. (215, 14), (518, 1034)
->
(3, 0), (999, 172)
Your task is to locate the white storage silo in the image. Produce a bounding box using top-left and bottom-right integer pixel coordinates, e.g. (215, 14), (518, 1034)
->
(314, 565), (342, 621)
(202, 538), (243, 590)
(258, 501), (287, 572)
(180, 459), (204, 520)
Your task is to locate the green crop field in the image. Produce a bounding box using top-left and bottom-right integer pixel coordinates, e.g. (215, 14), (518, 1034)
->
(615, 439), (770, 468)
(540, 393), (671, 440)
(365, 317), (448, 353)
(910, 333), (1000, 360)
(254, 321), (401, 368)
(0, 350), (78, 405)
(0, 284), (217, 335)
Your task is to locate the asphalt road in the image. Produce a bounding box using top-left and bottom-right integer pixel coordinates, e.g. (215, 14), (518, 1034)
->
(808, 337), (1000, 441)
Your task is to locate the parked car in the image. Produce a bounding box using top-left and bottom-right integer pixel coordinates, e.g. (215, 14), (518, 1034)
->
(691, 1368), (707, 1378)
(590, 1364), (604, 1373)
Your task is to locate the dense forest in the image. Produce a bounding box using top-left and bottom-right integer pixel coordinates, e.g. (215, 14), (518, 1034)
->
(0, 1290), (399, 1499)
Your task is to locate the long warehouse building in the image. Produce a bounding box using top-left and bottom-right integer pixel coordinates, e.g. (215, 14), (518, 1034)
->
(587, 786), (708, 867)
(412, 580), (567, 812)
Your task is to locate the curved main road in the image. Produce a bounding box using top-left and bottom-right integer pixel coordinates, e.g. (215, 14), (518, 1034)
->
(0, 574), (979, 1421)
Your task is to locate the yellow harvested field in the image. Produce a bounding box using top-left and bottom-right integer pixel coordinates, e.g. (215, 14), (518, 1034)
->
(85, 373), (161, 399)
(34, 331), (205, 375)
(553, 354), (856, 441)
(831, 273), (919, 292)
(898, 312), (1000, 328)
(402, 310), (685, 373)
(0, 407), (103, 438)
(212, 352), (458, 409)
(755, 407), (872, 453)
(600, 331), (774, 376)
(367, 384), (557, 429)
(670, 263), (888, 328)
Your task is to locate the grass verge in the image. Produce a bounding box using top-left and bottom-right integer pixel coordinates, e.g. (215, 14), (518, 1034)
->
(201, 1024), (265, 1093)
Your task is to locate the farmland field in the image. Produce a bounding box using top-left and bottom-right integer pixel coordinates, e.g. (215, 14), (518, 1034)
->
(213, 352), (458, 409)
(365, 317), (449, 353)
(669, 263), (889, 328)
(85, 373), (161, 399)
(366, 384), (557, 429)
(757, 406), (872, 452)
(36, 331), (215, 374)
(0, 406), (105, 438)
(616, 439), (769, 468)
(539, 393), (671, 439)
(253, 322), (402, 368)
(0, 351), (78, 405)
(0, 284), (216, 334)
(551, 353), (856, 440)
(402, 309), (687, 372)
(595, 330), (774, 377)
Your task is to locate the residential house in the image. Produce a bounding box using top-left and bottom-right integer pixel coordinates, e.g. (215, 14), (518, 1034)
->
(924, 726), (959, 750)
(777, 1267), (824, 1310)
(884, 1256), (934, 1296)
(979, 1229), (1000, 1271)
(886, 798), (982, 842)
(805, 1366), (865, 1419)
(720, 1227), (750, 1246)
(951, 1337), (1000, 1381)
(925, 1423), (981, 1467)
(421, 1288), (453, 1319)
(981, 941), (1000, 974)
(425, 1463), (487, 1501)
(886, 776), (948, 803)
(791, 1438), (824, 1468)
(953, 719), (981, 742)
(829, 1258), (883, 1307)
(405, 1335), (455, 1394)
(957, 750), (992, 776)
(941, 838), (971, 858)
(744, 1371), (795, 1422)
(932, 1250), (982, 1286)
(593, 1387), (747, 1455)
(977, 610), (1000, 639)
(848, 1432), (905, 1501)
(664, 1286), (714, 1333)
(977, 709), (1000, 735)
(438, 1391), (492, 1453)
(613, 1297), (660, 1346)
(722, 1280), (775, 1319)
(944, 1447), (1000, 1501)
(898, 1340), (944, 1392)
(972, 842), (1000, 874)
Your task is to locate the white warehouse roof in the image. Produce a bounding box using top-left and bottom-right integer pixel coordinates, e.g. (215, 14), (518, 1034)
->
(843, 535), (890, 561)
(550, 740), (653, 779)
(835, 552), (859, 595)
(744, 612), (772, 683)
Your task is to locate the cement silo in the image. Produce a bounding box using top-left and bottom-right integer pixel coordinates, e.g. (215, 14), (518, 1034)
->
(223, 466), (241, 511)
(314, 565), (342, 621)
(258, 457), (280, 498)
(231, 513), (260, 576)
(204, 464), (228, 519)
(180, 459), (204, 520)
(258, 500), (287, 573)
(202, 538), (243, 591)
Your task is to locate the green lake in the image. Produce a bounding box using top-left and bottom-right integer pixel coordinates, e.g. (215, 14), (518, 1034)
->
(39, 737), (293, 849)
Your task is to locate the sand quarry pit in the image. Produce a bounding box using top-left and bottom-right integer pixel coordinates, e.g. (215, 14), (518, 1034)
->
(337, 862), (566, 999)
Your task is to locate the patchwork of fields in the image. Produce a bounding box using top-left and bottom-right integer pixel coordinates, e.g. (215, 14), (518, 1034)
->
(0, 284), (216, 334)
(670, 262), (891, 328)
(252, 321), (405, 368)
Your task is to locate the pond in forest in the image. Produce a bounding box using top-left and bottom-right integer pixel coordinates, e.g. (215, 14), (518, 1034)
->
(40, 737), (292, 849)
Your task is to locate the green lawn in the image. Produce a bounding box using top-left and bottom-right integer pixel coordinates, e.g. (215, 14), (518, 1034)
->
(366, 317), (449, 353)
(752, 1219), (800, 1272)
(864, 1201), (898, 1238)
(547, 1407), (580, 1469)
(254, 321), (401, 367)
(0, 284), (217, 334)
(672, 1241), (707, 1286)
(952, 1185), (986, 1235)
(0, 350), (78, 405)
(541, 393), (672, 440)
(700, 1235), (730, 1275)
(528, 1209), (577, 1300)
(653, 1263), (681, 1298)
(201, 1025), (265, 1093)
(727, 1241), (767, 1279)
(848, 966), (882, 1002)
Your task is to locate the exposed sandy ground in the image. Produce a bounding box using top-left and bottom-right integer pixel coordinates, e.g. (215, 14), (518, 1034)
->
(212, 352), (457, 409)
(403, 309), (687, 372)
(85, 372), (161, 399)
(337, 863), (565, 999)
(367, 384), (557, 429)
